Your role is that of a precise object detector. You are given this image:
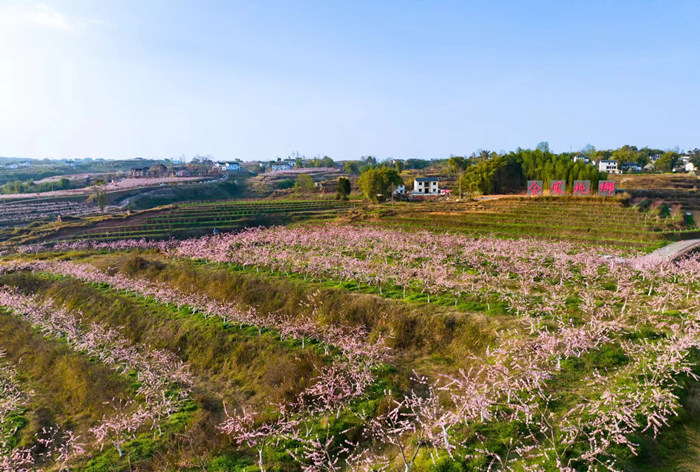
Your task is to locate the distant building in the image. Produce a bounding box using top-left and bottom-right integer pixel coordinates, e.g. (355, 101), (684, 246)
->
(215, 161), (241, 172)
(413, 177), (439, 194)
(314, 180), (337, 193)
(173, 166), (192, 177)
(598, 160), (619, 173)
(129, 167), (149, 178)
(148, 164), (168, 177)
(393, 184), (406, 195)
(621, 162), (642, 172)
(572, 155), (590, 164)
(644, 163), (656, 172)
(271, 163), (292, 172)
(686, 162), (697, 172)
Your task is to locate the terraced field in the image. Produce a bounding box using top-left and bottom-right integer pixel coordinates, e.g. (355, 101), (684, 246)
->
(0, 224), (699, 471)
(0, 199), (352, 246)
(366, 198), (695, 250)
(65, 199), (355, 241)
(0, 200), (121, 228)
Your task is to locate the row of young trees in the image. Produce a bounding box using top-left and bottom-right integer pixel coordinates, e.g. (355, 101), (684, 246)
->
(21, 227), (695, 470)
(1, 177), (71, 195)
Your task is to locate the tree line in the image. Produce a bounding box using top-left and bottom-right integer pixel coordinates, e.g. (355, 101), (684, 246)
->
(450, 148), (607, 197)
(1, 177), (72, 195)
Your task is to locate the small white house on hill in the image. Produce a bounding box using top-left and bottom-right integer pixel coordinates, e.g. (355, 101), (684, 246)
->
(413, 177), (439, 194)
(598, 160), (619, 173)
(215, 161), (241, 172)
(271, 162), (291, 171)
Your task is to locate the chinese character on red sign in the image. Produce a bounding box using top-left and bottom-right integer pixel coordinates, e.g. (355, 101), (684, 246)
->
(528, 181), (542, 195)
(550, 181), (565, 195)
(573, 182), (590, 195)
(599, 181), (615, 196)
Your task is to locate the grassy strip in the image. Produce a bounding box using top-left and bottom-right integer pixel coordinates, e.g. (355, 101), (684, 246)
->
(0, 309), (133, 450)
(0, 271), (327, 408)
(77, 253), (501, 373)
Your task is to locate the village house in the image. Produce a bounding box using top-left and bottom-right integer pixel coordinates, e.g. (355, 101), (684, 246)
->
(621, 162), (642, 172)
(214, 161), (241, 172)
(129, 167), (150, 178)
(679, 155), (695, 172)
(572, 155), (590, 164)
(271, 162), (292, 172)
(598, 160), (619, 173)
(413, 177), (440, 194)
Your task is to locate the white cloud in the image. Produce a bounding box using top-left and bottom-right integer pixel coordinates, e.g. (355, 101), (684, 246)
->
(0, 3), (98, 32)
(29, 4), (75, 30)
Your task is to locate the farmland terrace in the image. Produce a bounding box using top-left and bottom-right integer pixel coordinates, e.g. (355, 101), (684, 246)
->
(0, 198), (357, 247)
(1, 196), (696, 253)
(356, 197), (695, 251)
(0, 222), (698, 471)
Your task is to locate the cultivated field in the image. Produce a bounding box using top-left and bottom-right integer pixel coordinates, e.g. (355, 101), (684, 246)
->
(357, 198), (694, 251)
(0, 210), (699, 470)
(60, 199), (356, 242)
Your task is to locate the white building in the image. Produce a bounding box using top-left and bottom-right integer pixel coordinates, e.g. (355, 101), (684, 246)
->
(573, 155), (590, 164)
(393, 184), (406, 195)
(271, 163), (291, 171)
(215, 161), (241, 172)
(685, 162), (696, 173)
(598, 160), (619, 173)
(413, 177), (439, 194)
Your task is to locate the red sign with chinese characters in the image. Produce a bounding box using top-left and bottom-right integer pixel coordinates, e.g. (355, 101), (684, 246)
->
(573, 180), (591, 195)
(527, 180), (543, 196)
(549, 180), (566, 195)
(598, 180), (616, 196)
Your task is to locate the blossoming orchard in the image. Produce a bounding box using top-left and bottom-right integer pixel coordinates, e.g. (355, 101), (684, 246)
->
(0, 221), (698, 470)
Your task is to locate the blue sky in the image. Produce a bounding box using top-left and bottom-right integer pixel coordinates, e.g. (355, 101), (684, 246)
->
(1, 0), (698, 161)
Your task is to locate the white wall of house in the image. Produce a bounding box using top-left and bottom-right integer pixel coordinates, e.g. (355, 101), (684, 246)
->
(598, 160), (618, 173)
(413, 179), (439, 194)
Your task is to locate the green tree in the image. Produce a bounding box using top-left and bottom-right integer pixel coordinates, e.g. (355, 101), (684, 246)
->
(294, 174), (315, 192)
(655, 151), (679, 173)
(688, 148), (700, 168)
(276, 178), (295, 190)
(321, 156), (334, 168)
(357, 167), (402, 202)
(336, 177), (351, 200)
(343, 161), (360, 174)
(447, 156), (468, 173)
(612, 145), (638, 166)
(395, 160), (405, 173)
(58, 177), (70, 189)
(96, 189), (107, 211)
